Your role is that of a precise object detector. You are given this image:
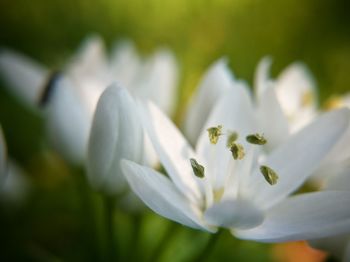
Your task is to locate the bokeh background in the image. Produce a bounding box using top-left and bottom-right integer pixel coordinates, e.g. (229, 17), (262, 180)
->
(0, 0), (349, 261)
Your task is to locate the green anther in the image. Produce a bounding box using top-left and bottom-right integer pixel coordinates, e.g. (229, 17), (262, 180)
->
(207, 125), (222, 144)
(226, 131), (239, 147)
(260, 165), (279, 185)
(230, 143), (245, 160)
(246, 133), (267, 145)
(190, 158), (205, 178)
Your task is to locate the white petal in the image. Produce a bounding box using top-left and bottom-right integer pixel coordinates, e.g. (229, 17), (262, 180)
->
(45, 76), (91, 164)
(325, 169), (350, 191)
(196, 82), (256, 190)
(275, 62), (317, 132)
(0, 49), (48, 108)
(67, 36), (111, 110)
(140, 102), (202, 204)
(234, 191), (350, 242)
(73, 79), (105, 117)
(87, 85), (143, 194)
(254, 56), (273, 99)
(254, 57), (290, 149)
(223, 147), (257, 201)
(313, 157), (350, 186)
(204, 199), (264, 229)
(134, 49), (178, 115)
(257, 85), (290, 150)
(183, 59), (233, 145)
(121, 160), (211, 231)
(67, 35), (109, 81)
(249, 108), (350, 209)
(311, 122), (350, 182)
(275, 62), (317, 115)
(319, 124), (350, 169)
(141, 131), (159, 168)
(110, 39), (142, 88)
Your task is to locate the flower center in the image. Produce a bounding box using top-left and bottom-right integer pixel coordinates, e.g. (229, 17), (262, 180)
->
(203, 125), (279, 186)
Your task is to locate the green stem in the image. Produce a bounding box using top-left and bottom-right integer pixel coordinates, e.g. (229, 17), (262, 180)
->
(128, 213), (143, 261)
(192, 230), (223, 262)
(104, 196), (117, 262)
(74, 167), (99, 261)
(149, 222), (178, 262)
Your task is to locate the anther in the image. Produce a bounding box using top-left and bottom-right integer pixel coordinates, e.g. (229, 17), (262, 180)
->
(230, 143), (245, 160)
(190, 158), (205, 178)
(246, 133), (267, 145)
(260, 165), (279, 185)
(207, 125), (222, 144)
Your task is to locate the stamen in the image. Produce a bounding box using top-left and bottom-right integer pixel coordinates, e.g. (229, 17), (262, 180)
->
(230, 143), (245, 160)
(213, 188), (224, 202)
(226, 131), (238, 147)
(207, 125), (222, 144)
(260, 165), (279, 185)
(190, 158), (205, 178)
(246, 133), (267, 145)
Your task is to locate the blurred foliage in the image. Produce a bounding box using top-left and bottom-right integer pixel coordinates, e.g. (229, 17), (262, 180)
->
(0, 0), (348, 261)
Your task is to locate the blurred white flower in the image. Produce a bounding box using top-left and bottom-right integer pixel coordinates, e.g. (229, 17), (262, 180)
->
(110, 40), (178, 116)
(0, 35), (178, 164)
(122, 83), (350, 242)
(87, 84), (144, 195)
(255, 57), (317, 133)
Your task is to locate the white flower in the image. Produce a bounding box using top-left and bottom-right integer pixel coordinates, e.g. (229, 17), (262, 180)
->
(121, 82), (350, 242)
(87, 84), (144, 194)
(0, 35), (178, 164)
